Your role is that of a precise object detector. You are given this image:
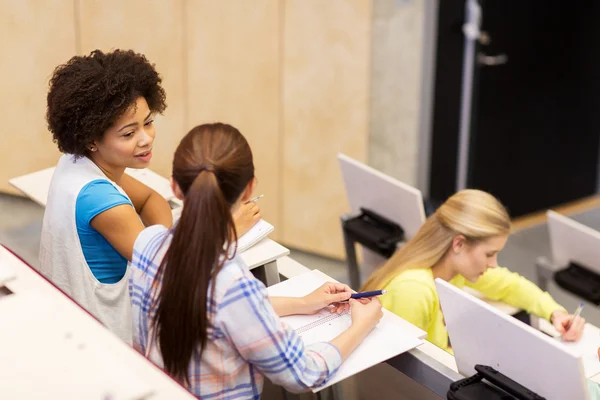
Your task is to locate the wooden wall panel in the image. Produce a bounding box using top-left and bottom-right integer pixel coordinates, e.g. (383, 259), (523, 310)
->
(2, 1), (378, 262)
(186, 0), (282, 238)
(78, 0), (186, 181)
(0, 1), (76, 193)
(282, 0), (372, 258)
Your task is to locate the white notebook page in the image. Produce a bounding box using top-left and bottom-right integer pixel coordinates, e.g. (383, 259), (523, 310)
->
(267, 270), (426, 391)
(237, 220), (274, 253)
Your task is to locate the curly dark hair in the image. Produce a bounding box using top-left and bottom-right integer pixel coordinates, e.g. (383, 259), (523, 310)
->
(46, 49), (167, 156)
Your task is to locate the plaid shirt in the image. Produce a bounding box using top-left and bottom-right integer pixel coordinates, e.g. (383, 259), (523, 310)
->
(129, 225), (342, 399)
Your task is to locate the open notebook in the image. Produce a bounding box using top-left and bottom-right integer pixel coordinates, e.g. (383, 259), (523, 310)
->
(267, 269), (426, 391)
(549, 322), (600, 379)
(237, 219), (274, 253)
(537, 318), (600, 379)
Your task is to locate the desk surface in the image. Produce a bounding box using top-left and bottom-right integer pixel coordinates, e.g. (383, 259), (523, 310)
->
(12, 167), (595, 396)
(9, 166), (178, 206)
(9, 166), (289, 270)
(0, 245), (195, 399)
(275, 256), (462, 397)
(462, 286), (521, 315)
(241, 238), (289, 269)
(8, 166), (55, 207)
(0, 252), (16, 285)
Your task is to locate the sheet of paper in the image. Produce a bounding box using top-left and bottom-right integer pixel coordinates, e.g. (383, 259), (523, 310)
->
(558, 324), (600, 378)
(268, 269), (426, 391)
(284, 309), (352, 344)
(237, 220), (274, 253)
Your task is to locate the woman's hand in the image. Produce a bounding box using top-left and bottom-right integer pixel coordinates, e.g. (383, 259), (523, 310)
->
(300, 282), (353, 315)
(329, 297), (384, 362)
(233, 202), (261, 236)
(349, 297), (384, 332)
(551, 309), (585, 342)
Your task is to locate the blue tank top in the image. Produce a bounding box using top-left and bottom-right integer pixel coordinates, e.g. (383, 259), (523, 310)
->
(75, 179), (133, 283)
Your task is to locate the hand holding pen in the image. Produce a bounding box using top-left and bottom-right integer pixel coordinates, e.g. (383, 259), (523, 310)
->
(244, 194), (264, 204)
(552, 302), (585, 342)
(339, 290), (387, 305)
(233, 195), (262, 236)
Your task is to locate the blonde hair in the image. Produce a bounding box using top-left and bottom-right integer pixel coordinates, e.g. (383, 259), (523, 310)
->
(361, 189), (512, 291)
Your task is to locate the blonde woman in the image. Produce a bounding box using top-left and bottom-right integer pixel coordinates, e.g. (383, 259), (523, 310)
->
(361, 189), (584, 353)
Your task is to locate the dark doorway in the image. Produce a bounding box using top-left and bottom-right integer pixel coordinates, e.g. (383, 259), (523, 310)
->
(429, 0), (600, 217)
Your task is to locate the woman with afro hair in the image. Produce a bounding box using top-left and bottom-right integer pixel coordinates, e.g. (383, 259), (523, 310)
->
(41, 50), (261, 343)
(41, 49), (261, 343)
(40, 49), (172, 342)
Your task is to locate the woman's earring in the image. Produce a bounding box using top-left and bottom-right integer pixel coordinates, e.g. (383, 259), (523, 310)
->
(89, 146), (95, 152)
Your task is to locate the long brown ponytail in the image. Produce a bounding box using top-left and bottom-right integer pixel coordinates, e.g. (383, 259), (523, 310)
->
(152, 123), (254, 383)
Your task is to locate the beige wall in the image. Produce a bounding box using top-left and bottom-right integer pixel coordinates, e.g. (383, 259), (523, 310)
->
(0, 1), (75, 194)
(186, 0), (282, 236)
(281, 0), (371, 258)
(77, 0), (187, 187)
(1, 0), (425, 259)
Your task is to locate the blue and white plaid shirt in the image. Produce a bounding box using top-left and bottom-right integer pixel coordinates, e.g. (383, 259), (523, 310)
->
(129, 225), (342, 399)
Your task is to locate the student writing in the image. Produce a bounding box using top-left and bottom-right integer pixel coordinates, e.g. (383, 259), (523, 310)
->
(129, 123), (383, 398)
(361, 189), (584, 353)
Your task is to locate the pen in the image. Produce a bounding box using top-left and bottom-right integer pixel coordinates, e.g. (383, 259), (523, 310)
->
(245, 194), (264, 204)
(350, 290), (387, 299)
(565, 302), (584, 331)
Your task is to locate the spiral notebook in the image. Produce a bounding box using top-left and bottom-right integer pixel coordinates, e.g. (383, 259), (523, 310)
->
(551, 322), (600, 379)
(237, 219), (275, 253)
(267, 270), (426, 391)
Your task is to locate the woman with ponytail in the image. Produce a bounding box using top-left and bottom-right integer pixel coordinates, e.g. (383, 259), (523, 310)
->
(129, 123), (383, 398)
(361, 189), (584, 354)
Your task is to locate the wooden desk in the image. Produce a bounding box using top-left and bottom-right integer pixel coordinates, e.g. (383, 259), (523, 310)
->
(0, 245), (195, 399)
(9, 166), (288, 286)
(276, 255), (600, 397)
(275, 255), (462, 397)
